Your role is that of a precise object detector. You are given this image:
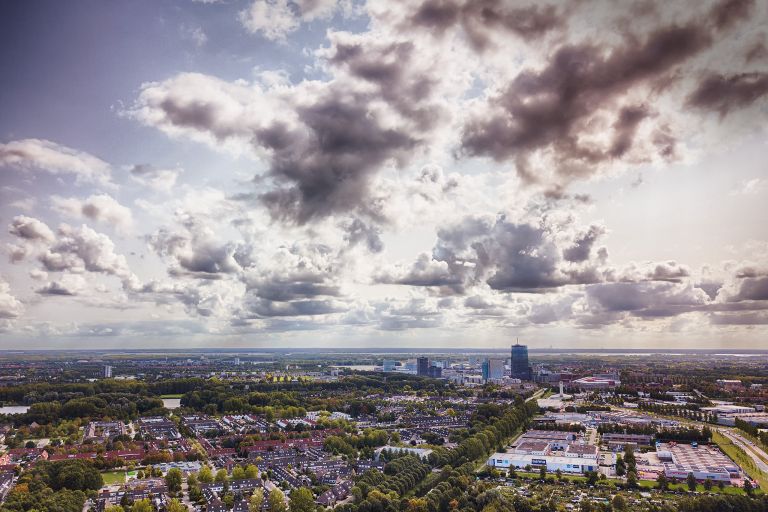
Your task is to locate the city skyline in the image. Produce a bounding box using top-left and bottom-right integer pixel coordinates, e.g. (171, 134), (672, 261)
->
(1, 0), (768, 350)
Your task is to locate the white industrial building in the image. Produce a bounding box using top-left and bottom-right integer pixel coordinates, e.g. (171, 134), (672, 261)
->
(657, 442), (740, 483)
(487, 430), (599, 474)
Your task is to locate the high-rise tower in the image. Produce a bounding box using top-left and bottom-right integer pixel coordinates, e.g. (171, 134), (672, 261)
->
(510, 342), (531, 380)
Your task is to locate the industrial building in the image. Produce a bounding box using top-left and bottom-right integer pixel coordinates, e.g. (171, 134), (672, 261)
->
(657, 442), (740, 483)
(487, 430), (599, 474)
(571, 375), (620, 389)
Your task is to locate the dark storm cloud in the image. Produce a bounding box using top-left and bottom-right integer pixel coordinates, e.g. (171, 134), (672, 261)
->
(342, 218), (384, 253)
(585, 281), (706, 316)
(408, 0), (564, 50)
(563, 225), (605, 263)
(710, 0), (755, 30)
(242, 297), (343, 318)
(388, 214), (608, 294)
(377, 253), (465, 293)
(461, 22), (712, 182)
(148, 228), (241, 279)
(726, 276), (768, 301)
(257, 90), (417, 223)
(609, 105), (651, 158)
(686, 72), (768, 116)
(250, 278), (340, 302)
(744, 38), (768, 63)
(326, 37), (440, 130)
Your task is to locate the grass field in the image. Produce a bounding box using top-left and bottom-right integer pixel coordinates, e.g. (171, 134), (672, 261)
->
(101, 471), (126, 485)
(713, 430), (768, 491)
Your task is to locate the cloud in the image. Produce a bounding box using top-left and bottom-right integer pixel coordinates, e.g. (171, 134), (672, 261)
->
(582, 281), (711, 321)
(382, 213), (609, 294)
(686, 72), (768, 116)
(405, 0), (564, 51)
(180, 23), (207, 47)
(33, 224), (140, 291)
(51, 194), (134, 232)
(8, 215), (55, 243)
(0, 277), (23, 319)
(257, 88), (417, 222)
(36, 274), (87, 296)
(148, 224), (243, 279)
(461, 21), (713, 187)
(0, 138), (111, 186)
(129, 164), (182, 191)
(239, 0), (339, 41)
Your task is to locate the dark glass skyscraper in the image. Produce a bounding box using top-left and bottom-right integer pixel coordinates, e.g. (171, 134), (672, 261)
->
(510, 343), (531, 380)
(417, 357), (430, 376)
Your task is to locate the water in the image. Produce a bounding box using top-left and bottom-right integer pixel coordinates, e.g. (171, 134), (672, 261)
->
(0, 405), (29, 415)
(162, 398), (181, 410)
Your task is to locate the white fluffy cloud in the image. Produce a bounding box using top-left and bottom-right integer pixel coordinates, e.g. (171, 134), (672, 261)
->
(239, 0), (339, 40)
(0, 138), (112, 186)
(51, 194), (134, 232)
(0, 277), (23, 319)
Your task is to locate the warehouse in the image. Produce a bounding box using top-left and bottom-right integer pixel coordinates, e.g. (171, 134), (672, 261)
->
(657, 442), (740, 482)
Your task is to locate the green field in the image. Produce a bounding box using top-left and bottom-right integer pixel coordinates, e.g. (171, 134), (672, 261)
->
(713, 430), (768, 491)
(101, 471), (126, 485)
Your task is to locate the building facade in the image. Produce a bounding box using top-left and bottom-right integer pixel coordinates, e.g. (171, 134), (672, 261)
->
(510, 344), (531, 380)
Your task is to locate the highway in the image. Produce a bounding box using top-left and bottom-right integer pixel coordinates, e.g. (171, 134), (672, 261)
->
(720, 428), (768, 474)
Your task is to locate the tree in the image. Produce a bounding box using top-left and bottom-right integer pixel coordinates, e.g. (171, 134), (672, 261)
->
(166, 467), (183, 493)
(167, 499), (188, 512)
(105, 507), (125, 512)
(686, 472), (697, 491)
(626, 471), (637, 489)
(269, 488), (288, 512)
(250, 488), (265, 512)
(656, 472), (668, 491)
(131, 499), (154, 512)
(611, 495), (627, 511)
(198, 465), (213, 483)
(245, 464), (259, 479)
(585, 471), (599, 486)
(539, 466), (546, 480)
(555, 468), (562, 481)
(615, 454), (626, 477)
(703, 478), (713, 491)
(289, 487), (315, 512)
(215, 468), (229, 483)
(232, 465), (246, 480)
(744, 479), (754, 495)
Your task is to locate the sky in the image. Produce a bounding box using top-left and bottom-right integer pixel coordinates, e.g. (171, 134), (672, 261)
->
(0, 0), (767, 350)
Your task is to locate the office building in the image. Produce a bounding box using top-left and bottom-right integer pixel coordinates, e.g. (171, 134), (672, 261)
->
(417, 357), (430, 376)
(481, 358), (505, 382)
(103, 365), (112, 378)
(427, 366), (442, 378)
(510, 343), (532, 380)
(382, 360), (396, 372)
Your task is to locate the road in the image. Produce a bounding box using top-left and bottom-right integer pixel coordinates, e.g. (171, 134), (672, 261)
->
(526, 389), (546, 403)
(720, 429), (768, 474)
